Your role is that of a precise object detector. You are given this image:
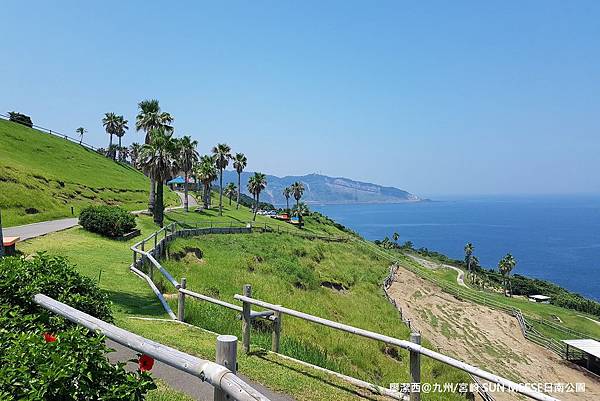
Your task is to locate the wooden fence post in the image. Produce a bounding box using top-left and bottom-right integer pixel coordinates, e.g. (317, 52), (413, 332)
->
(214, 335), (238, 401)
(410, 332), (421, 401)
(242, 284), (252, 353)
(272, 310), (282, 353)
(178, 278), (186, 321)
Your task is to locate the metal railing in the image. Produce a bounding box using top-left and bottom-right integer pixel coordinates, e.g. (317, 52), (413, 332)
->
(127, 221), (560, 401)
(33, 293), (271, 401)
(0, 113), (99, 151)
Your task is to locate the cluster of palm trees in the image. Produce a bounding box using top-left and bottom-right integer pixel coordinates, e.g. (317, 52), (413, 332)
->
(282, 182), (306, 217)
(102, 113), (129, 161)
(464, 243), (516, 296)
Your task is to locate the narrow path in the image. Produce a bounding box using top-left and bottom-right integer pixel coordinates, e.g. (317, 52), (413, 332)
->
(106, 339), (295, 401)
(3, 191), (197, 241)
(407, 254), (467, 287)
(3, 217), (79, 241)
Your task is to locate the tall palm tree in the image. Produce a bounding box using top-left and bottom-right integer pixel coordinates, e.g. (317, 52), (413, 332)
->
(138, 128), (178, 227)
(177, 136), (199, 212)
(232, 153), (247, 210)
(114, 115), (129, 161)
(248, 172), (267, 221)
(283, 187), (291, 212)
(498, 253), (517, 297)
(130, 143), (142, 169)
(464, 242), (474, 283)
(290, 182), (305, 216)
(212, 144), (232, 216)
(102, 113), (120, 157)
(195, 155), (217, 209)
(136, 99), (174, 214)
(225, 182), (237, 205)
(76, 127), (87, 145)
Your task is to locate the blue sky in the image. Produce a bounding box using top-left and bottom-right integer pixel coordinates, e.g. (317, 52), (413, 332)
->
(1, 1), (599, 196)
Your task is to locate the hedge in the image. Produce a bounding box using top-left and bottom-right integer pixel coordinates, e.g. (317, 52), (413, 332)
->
(79, 205), (136, 238)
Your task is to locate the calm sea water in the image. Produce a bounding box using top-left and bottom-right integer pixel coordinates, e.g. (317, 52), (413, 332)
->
(314, 195), (600, 301)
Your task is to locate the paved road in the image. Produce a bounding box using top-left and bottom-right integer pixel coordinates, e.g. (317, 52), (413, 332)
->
(3, 217), (79, 241)
(3, 192), (197, 241)
(106, 338), (294, 401)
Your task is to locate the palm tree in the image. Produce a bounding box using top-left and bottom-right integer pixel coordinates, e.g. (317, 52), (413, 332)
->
(212, 144), (232, 216)
(290, 182), (305, 217)
(195, 155), (217, 209)
(130, 143), (142, 169)
(464, 242), (474, 283)
(498, 253), (517, 297)
(225, 182), (237, 205)
(76, 127), (87, 145)
(177, 136), (199, 212)
(114, 116), (129, 161)
(283, 187), (291, 212)
(292, 201), (309, 217)
(248, 172), (267, 221)
(102, 112), (120, 157)
(136, 99), (174, 214)
(232, 153), (247, 210)
(392, 232), (400, 243)
(138, 128), (178, 227)
(118, 146), (130, 163)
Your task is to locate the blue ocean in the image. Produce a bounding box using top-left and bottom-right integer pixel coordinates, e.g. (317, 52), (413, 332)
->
(314, 195), (600, 301)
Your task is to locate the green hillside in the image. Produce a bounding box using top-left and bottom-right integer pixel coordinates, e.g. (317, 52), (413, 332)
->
(0, 119), (178, 226)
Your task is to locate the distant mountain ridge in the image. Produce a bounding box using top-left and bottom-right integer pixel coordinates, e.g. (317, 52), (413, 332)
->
(219, 171), (421, 205)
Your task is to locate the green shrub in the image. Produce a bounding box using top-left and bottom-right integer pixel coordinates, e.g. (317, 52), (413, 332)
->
(8, 111), (33, 127)
(79, 205), (136, 238)
(0, 253), (112, 329)
(0, 255), (156, 400)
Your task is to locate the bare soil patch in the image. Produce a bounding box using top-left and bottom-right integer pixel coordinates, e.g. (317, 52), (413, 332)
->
(388, 266), (600, 401)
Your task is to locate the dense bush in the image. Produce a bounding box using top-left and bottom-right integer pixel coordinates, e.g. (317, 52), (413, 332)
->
(79, 205), (136, 238)
(8, 111), (33, 127)
(0, 254), (156, 400)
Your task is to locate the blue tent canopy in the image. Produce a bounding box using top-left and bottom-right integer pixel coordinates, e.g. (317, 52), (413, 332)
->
(167, 176), (186, 184)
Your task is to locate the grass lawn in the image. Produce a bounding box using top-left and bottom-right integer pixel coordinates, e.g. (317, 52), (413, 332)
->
(0, 119), (178, 226)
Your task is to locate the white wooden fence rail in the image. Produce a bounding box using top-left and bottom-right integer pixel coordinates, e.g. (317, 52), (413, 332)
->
(33, 293), (271, 401)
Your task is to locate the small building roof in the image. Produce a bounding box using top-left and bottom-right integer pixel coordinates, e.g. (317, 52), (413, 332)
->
(529, 295), (551, 300)
(167, 176), (186, 184)
(563, 339), (600, 359)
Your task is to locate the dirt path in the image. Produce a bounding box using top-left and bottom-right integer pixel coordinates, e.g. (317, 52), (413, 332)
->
(388, 266), (600, 401)
(407, 254), (467, 287)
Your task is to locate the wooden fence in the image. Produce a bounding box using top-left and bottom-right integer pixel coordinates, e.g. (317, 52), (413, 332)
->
(128, 221), (560, 401)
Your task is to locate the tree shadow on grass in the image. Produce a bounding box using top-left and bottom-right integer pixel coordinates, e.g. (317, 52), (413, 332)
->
(103, 289), (168, 318)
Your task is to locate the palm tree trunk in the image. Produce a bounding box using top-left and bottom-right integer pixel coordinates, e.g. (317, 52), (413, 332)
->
(253, 192), (259, 221)
(184, 172), (189, 212)
(229, 195), (232, 206)
(155, 176), (164, 227)
(0, 209), (5, 257)
(219, 168), (223, 216)
(236, 172), (241, 209)
(118, 136), (122, 161)
(149, 178), (156, 214)
(286, 197), (289, 211)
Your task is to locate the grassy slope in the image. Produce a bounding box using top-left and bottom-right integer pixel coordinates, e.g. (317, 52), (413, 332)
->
(0, 119), (178, 226)
(162, 233), (467, 400)
(22, 198), (456, 400)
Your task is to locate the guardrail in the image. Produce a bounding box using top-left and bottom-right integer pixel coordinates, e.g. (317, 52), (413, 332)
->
(0, 113), (99, 151)
(127, 221), (560, 401)
(33, 293), (271, 401)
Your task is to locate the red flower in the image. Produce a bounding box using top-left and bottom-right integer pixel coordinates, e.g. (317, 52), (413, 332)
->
(138, 354), (154, 372)
(43, 333), (57, 343)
